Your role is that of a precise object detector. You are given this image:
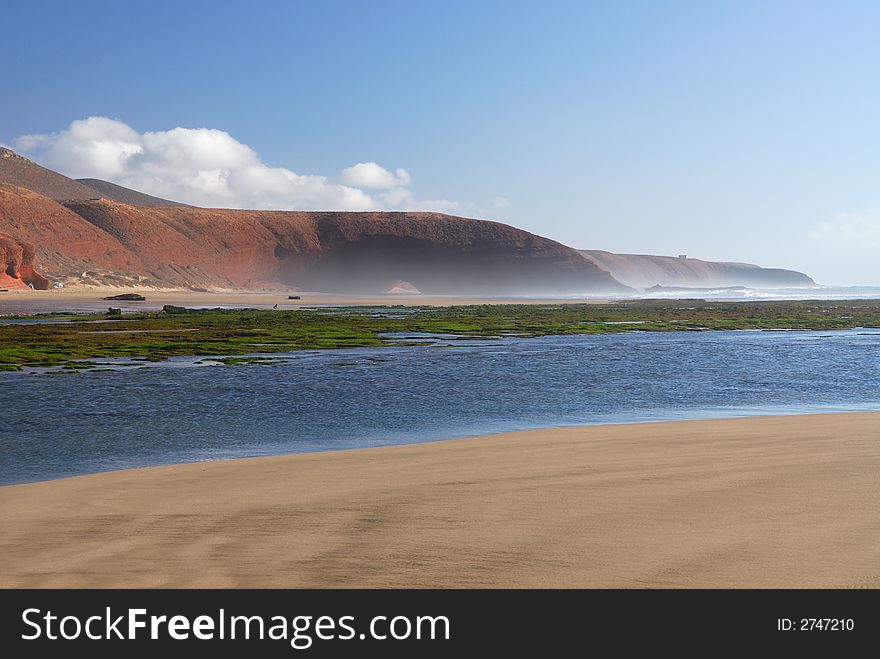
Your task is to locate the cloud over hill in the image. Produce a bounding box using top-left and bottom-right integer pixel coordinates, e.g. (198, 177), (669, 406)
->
(13, 117), (460, 212)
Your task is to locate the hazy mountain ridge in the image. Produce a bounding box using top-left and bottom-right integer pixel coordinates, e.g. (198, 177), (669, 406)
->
(581, 250), (814, 290)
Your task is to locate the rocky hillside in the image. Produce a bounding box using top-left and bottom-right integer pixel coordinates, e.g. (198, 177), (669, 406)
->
(0, 147), (101, 201)
(0, 183), (146, 286)
(581, 250), (814, 289)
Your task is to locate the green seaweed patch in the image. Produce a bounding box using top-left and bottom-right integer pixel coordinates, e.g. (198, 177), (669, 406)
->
(3, 300), (880, 371)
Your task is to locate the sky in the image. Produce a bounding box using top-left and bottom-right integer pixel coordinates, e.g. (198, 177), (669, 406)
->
(2, 0), (879, 284)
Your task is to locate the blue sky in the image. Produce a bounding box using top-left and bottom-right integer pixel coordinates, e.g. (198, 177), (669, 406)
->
(2, 0), (879, 284)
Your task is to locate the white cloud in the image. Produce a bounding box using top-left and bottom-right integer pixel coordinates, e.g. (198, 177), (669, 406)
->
(16, 117), (144, 180)
(340, 162), (411, 189)
(12, 117), (502, 213)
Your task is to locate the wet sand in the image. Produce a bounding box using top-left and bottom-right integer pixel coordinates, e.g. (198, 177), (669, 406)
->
(2, 413), (879, 588)
(0, 287), (610, 314)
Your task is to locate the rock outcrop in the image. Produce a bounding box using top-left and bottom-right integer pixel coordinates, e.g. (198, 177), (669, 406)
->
(0, 231), (49, 289)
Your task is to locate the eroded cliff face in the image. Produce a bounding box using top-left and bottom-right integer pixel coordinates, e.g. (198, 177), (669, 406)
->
(1, 184), (629, 294)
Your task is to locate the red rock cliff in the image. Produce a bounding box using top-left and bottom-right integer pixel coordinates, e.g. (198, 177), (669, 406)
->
(1, 184), (629, 294)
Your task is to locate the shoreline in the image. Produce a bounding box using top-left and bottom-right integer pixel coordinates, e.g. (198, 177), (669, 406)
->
(4, 405), (880, 487)
(3, 412), (879, 588)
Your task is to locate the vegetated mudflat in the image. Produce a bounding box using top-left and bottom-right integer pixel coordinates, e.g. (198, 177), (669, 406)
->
(3, 299), (880, 371)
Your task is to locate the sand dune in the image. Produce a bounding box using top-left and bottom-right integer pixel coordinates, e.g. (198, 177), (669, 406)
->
(2, 413), (879, 588)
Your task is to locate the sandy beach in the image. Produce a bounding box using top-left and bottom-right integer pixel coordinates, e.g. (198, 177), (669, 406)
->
(2, 413), (878, 588)
(0, 287), (611, 314)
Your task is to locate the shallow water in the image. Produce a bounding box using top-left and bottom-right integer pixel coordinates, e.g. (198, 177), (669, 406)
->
(2, 329), (879, 484)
